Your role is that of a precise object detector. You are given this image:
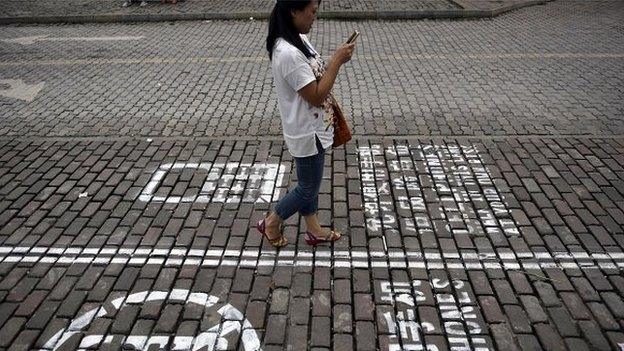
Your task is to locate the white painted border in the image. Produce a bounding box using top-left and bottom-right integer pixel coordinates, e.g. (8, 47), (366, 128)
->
(138, 162), (286, 203)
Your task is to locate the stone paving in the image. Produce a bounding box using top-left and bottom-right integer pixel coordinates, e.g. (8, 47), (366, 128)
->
(0, 0), (622, 138)
(0, 135), (623, 350)
(1, 0), (460, 17)
(0, 0), (542, 24)
(1, 0), (624, 350)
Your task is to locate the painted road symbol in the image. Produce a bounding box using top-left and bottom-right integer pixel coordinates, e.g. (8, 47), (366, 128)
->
(41, 289), (262, 350)
(0, 78), (45, 102)
(139, 162), (286, 204)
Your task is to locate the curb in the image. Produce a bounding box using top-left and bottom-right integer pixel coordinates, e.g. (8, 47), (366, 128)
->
(0, 0), (553, 25)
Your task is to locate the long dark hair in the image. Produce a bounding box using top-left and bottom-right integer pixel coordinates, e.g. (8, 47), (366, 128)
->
(266, 0), (320, 60)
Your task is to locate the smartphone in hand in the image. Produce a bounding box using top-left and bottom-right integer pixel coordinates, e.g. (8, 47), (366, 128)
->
(346, 30), (360, 44)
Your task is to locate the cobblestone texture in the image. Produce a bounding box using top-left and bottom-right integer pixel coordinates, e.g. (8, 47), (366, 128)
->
(0, 0), (622, 138)
(0, 135), (622, 349)
(0, 0), (459, 19)
(1, 1), (624, 350)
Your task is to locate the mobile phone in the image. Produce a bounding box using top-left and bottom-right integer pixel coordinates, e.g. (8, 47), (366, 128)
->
(346, 30), (360, 44)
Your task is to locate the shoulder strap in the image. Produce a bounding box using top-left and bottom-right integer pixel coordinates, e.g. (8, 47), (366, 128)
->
(300, 35), (319, 57)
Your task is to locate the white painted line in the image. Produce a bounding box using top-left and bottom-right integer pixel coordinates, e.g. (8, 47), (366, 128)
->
(2, 35), (144, 46)
(1, 245), (622, 271)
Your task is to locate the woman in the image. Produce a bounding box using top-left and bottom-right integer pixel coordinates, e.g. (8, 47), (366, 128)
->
(257, 0), (356, 247)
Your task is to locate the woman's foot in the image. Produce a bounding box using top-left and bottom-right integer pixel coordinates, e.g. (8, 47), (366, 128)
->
(303, 214), (341, 245)
(304, 229), (341, 246)
(257, 213), (287, 247)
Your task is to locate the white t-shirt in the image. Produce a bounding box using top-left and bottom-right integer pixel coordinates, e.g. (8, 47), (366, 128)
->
(271, 35), (333, 158)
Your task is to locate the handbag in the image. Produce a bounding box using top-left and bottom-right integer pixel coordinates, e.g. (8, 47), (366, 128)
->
(329, 95), (352, 147)
(305, 42), (352, 148)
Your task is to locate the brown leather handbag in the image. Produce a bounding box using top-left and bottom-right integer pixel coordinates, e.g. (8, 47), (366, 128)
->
(329, 95), (352, 147)
(305, 44), (352, 148)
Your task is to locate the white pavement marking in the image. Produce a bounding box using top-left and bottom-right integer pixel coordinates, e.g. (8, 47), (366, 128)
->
(0, 78), (45, 102)
(138, 162), (287, 204)
(41, 290), (261, 351)
(1, 35), (144, 45)
(1, 245), (622, 272)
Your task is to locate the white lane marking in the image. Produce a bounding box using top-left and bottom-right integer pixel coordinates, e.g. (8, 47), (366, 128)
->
(0, 78), (45, 102)
(1, 245), (622, 271)
(138, 162), (286, 204)
(2, 35), (144, 45)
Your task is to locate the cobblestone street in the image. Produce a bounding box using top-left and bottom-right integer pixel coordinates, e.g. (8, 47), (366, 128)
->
(1, 0), (623, 350)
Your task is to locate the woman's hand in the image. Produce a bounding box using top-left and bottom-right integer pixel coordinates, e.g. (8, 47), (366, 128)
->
(331, 43), (356, 65)
(298, 43), (356, 108)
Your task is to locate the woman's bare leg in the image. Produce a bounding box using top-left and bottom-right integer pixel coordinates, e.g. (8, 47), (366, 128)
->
(303, 213), (333, 238)
(265, 213), (283, 240)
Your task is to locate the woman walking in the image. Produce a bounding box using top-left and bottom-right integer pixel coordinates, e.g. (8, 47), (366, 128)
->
(257, 0), (356, 247)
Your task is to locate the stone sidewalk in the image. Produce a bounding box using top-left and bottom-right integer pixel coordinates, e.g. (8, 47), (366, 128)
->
(0, 0), (553, 24)
(1, 1), (624, 349)
(0, 135), (623, 350)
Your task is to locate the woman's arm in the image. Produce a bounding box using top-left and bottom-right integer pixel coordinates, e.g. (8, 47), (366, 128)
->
(298, 43), (356, 108)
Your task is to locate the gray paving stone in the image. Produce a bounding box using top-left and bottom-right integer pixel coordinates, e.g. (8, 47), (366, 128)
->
(561, 292), (592, 320)
(311, 316), (331, 348)
(519, 295), (549, 323)
(587, 302), (620, 331)
(334, 304), (353, 334)
(479, 296), (506, 323)
(491, 280), (518, 305)
(534, 323), (566, 350)
(312, 290), (332, 317)
(355, 321), (376, 351)
(503, 305), (532, 334)
(8, 329), (39, 351)
(55, 290), (87, 318)
(579, 320), (612, 351)
(154, 304), (183, 332)
(516, 334), (543, 351)
(533, 281), (562, 307)
(25, 301), (60, 330)
(333, 279), (352, 305)
(548, 307), (579, 337)
(265, 314), (287, 345)
(287, 324), (309, 351)
(490, 323), (519, 351)
(0, 317), (26, 347)
(290, 297), (310, 326)
(333, 334), (354, 351)
(563, 338), (591, 351)
(292, 273), (312, 298)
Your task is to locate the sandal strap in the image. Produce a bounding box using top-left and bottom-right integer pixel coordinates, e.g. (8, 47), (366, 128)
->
(309, 230), (341, 242)
(268, 235), (288, 247)
(329, 231), (341, 241)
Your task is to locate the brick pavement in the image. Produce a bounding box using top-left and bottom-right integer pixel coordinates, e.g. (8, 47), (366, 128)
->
(1, 0), (624, 350)
(0, 0), (548, 24)
(0, 136), (623, 350)
(0, 0), (622, 138)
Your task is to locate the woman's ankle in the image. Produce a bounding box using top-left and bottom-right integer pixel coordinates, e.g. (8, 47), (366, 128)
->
(303, 214), (320, 228)
(267, 213), (282, 228)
